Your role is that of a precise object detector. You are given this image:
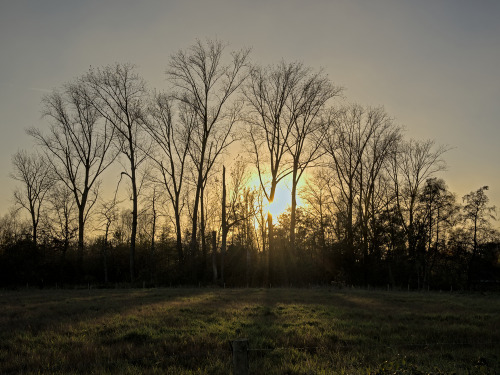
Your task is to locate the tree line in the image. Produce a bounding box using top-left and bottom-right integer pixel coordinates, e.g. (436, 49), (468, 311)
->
(2, 39), (499, 290)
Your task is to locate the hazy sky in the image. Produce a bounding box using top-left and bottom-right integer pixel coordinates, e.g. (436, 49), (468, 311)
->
(1, 0), (499, 220)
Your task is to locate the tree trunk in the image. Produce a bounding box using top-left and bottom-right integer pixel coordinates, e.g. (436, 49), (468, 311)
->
(200, 185), (207, 277)
(104, 223), (109, 284)
(346, 191), (355, 273)
(467, 216), (479, 288)
(130, 167), (137, 284)
(290, 163), (298, 249)
(150, 197), (157, 284)
(267, 212), (273, 286)
(77, 206), (85, 277)
(190, 146), (205, 260)
(267, 182), (277, 286)
(61, 212), (70, 285)
(221, 166), (227, 285)
(30, 209), (37, 248)
(174, 201), (183, 264)
(212, 231), (218, 284)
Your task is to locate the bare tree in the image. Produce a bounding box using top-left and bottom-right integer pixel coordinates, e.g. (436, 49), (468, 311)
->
(11, 150), (53, 247)
(243, 61), (308, 281)
(418, 178), (459, 287)
(144, 92), (193, 264)
(45, 183), (77, 258)
(97, 195), (121, 284)
(462, 186), (496, 286)
(355, 108), (401, 282)
(390, 139), (449, 259)
(244, 62), (298, 212)
(29, 80), (116, 270)
(167, 39), (250, 262)
(219, 160), (254, 284)
(322, 105), (384, 265)
(253, 184), (269, 259)
(220, 166), (228, 283)
(300, 169), (333, 263)
(285, 69), (341, 247)
(84, 63), (149, 283)
(0, 208), (30, 246)
(139, 183), (164, 284)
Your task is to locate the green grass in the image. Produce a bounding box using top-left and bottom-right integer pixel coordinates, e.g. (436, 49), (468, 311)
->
(0, 287), (499, 374)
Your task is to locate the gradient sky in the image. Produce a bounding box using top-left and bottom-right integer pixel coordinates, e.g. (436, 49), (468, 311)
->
(1, 0), (499, 222)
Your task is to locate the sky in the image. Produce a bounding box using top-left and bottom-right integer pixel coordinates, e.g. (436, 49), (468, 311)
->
(1, 0), (499, 221)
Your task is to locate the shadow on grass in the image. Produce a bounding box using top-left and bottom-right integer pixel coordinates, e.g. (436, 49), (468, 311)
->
(0, 288), (499, 374)
(0, 287), (212, 333)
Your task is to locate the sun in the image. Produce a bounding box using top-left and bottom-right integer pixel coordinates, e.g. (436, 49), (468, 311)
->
(246, 171), (306, 221)
(247, 172), (292, 218)
(267, 185), (291, 218)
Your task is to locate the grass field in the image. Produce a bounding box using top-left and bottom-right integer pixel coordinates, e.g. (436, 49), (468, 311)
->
(0, 287), (499, 374)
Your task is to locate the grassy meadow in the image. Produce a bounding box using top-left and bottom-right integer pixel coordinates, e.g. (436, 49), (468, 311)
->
(0, 287), (499, 374)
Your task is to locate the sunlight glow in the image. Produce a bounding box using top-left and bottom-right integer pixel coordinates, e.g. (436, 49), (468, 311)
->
(246, 171), (306, 221)
(247, 174), (292, 218)
(267, 188), (290, 218)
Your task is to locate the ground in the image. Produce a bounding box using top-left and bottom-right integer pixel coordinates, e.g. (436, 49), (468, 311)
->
(0, 287), (498, 374)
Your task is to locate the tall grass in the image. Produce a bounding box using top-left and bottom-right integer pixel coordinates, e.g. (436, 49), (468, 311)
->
(0, 288), (498, 374)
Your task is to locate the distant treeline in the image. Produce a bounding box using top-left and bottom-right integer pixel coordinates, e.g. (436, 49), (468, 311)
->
(0, 201), (499, 290)
(3, 39), (499, 289)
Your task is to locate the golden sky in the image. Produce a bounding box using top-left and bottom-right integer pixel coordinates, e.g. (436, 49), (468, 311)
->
(1, 0), (499, 217)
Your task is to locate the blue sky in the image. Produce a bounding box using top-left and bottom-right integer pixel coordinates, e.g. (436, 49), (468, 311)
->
(1, 0), (499, 217)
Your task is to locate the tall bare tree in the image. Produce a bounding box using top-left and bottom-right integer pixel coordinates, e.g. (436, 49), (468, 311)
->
(97, 195), (121, 284)
(300, 169), (333, 261)
(243, 61), (310, 281)
(390, 139), (448, 257)
(144, 92), (193, 264)
(167, 39), (250, 261)
(389, 139), (448, 287)
(11, 150), (53, 247)
(29, 80), (116, 269)
(244, 62), (299, 214)
(355, 108), (401, 281)
(284, 69), (341, 247)
(84, 63), (149, 283)
(219, 160), (254, 284)
(322, 105), (383, 265)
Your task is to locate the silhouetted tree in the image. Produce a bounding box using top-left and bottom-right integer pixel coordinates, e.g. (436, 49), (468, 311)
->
(85, 63), (149, 283)
(462, 186), (496, 287)
(167, 39), (250, 265)
(11, 150), (54, 247)
(29, 80), (117, 271)
(220, 160), (254, 284)
(0, 208), (30, 247)
(355, 108), (401, 284)
(140, 184), (164, 284)
(300, 169), (335, 280)
(389, 139), (448, 286)
(44, 183), (77, 275)
(284, 68), (341, 248)
(417, 178), (459, 288)
(96, 196), (121, 284)
(322, 105), (390, 276)
(144, 92), (193, 264)
(243, 61), (307, 282)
